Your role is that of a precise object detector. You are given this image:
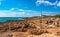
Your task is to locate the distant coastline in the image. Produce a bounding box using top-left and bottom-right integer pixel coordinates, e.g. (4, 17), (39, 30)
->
(0, 14), (60, 22)
(0, 17), (26, 22)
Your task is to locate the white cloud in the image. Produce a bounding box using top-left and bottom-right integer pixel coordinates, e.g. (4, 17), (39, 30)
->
(57, 1), (60, 7)
(0, 9), (57, 17)
(2, 8), (56, 17)
(11, 8), (15, 11)
(0, 9), (40, 17)
(36, 0), (58, 6)
(19, 9), (24, 11)
(0, 10), (25, 17)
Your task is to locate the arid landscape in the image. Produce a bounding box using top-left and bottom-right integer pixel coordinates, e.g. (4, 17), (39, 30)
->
(0, 16), (60, 37)
(0, 0), (60, 37)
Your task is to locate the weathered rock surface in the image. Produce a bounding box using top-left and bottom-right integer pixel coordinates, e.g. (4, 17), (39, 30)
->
(0, 17), (60, 37)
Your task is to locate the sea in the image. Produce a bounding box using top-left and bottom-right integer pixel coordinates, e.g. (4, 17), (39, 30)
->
(0, 17), (26, 22)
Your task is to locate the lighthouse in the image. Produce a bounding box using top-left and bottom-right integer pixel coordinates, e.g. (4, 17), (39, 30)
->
(40, 11), (42, 17)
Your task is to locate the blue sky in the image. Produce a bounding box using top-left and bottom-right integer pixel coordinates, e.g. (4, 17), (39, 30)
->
(0, 0), (60, 17)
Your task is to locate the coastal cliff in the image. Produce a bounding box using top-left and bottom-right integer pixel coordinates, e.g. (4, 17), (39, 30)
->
(0, 16), (60, 37)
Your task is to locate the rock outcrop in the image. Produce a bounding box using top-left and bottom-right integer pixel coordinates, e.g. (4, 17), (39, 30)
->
(0, 17), (60, 37)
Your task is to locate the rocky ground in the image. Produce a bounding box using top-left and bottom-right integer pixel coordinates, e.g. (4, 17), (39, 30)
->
(0, 16), (60, 37)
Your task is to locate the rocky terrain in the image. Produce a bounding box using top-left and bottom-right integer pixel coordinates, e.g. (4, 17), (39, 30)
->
(0, 16), (60, 37)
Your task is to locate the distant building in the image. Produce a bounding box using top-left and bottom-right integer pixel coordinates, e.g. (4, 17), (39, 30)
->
(40, 12), (42, 17)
